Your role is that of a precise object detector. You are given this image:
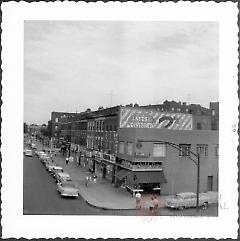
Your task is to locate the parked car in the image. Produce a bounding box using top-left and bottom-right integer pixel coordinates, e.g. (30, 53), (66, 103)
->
(51, 168), (64, 179)
(46, 164), (61, 172)
(165, 192), (218, 210)
(39, 152), (48, 159)
(44, 160), (56, 169)
(31, 143), (37, 149)
(55, 172), (71, 183)
(57, 181), (79, 198)
(36, 150), (45, 157)
(41, 156), (52, 164)
(25, 149), (33, 157)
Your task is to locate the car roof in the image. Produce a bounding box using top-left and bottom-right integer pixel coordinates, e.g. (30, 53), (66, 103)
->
(58, 172), (70, 177)
(176, 192), (196, 198)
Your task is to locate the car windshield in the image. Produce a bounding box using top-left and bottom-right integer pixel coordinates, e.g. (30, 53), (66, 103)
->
(62, 182), (76, 188)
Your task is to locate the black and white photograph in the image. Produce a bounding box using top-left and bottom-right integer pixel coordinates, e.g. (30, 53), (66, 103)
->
(23, 20), (219, 216)
(1, 2), (238, 239)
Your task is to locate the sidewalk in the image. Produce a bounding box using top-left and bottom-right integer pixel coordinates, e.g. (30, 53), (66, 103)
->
(53, 152), (137, 210)
(38, 141), (173, 210)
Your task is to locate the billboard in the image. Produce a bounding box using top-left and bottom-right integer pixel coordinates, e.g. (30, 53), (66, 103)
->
(119, 107), (193, 130)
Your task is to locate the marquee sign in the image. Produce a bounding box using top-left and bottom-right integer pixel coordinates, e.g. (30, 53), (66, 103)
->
(119, 107), (193, 130)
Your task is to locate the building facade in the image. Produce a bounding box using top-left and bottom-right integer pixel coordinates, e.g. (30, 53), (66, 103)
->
(57, 105), (218, 195)
(50, 112), (79, 138)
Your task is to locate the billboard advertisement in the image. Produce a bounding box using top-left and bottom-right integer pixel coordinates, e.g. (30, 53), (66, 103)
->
(119, 107), (193, 130)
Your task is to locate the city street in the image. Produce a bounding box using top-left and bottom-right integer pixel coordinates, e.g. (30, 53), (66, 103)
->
(23, 148), (218, 216)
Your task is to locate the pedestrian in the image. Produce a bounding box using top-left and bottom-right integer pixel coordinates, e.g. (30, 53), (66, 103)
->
(85, 176), (89, 187)
(66, 156), (69, 165)
(135, 192), (142, 209)
(149, 196), (154, 213)
(152, 195), (159, 214)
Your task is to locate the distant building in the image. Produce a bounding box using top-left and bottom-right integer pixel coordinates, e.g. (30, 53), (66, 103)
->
(56, 104), (218, 195)
(210, 102), (219, 130)
(28, 124), (41, 137)
(49, 112), (79, 138)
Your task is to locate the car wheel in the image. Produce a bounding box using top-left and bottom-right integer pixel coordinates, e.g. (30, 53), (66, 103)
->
(202, 202), (208, 210)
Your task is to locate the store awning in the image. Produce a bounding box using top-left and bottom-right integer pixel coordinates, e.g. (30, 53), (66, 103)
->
(135, 171), (167, 184)
(115, 169), (131, 180)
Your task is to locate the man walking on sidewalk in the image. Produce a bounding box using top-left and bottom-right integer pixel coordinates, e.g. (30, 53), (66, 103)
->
(135, 192), (142, 209)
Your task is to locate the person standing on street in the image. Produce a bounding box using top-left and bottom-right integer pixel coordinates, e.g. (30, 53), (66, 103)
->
(135, 192), (142, 209)
(152, 195), (159, 214)
(66, 156), (69, 165)
(85, 176), (89, 187)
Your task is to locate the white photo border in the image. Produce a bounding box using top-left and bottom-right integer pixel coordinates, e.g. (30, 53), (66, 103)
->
(1, 1), (239, 239)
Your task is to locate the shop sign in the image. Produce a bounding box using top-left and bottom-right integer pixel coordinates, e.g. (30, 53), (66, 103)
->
(119, 107), (193, 130)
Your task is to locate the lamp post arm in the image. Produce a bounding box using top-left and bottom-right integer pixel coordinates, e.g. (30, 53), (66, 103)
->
(137, 139), (198, 166)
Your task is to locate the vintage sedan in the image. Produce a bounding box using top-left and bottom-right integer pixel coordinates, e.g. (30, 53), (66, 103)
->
(25, 149), (33, 157)
(47, 164), (63, 172)
(57, 181), (79, 198)
(36, 150), (45, 157)
(165, 192), (218, 210)
(55, 172), (71, 183)
(44, 160), (56, 169)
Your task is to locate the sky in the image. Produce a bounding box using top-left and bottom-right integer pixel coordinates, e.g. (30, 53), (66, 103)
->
(24, 21), (219, 125)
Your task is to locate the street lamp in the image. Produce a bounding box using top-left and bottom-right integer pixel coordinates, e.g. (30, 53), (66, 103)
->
(137, 139), (201, 210)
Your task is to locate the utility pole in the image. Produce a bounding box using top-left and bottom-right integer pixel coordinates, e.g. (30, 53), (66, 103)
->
(196, 153), (200, 210)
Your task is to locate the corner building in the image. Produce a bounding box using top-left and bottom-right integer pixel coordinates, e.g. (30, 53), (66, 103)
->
(59, 106), (218, 195)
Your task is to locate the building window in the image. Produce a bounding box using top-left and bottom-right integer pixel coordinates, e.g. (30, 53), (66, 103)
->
(179, 144), (191, 157)
(212, 110), (216, 116)
(197, 123), (202, 130)
(153, 143), (167, 157)
(127, 142), (133, 156)
(196, 144), (208, 157)
(215, 144), (219, 157)
(119, 142), (124, 154)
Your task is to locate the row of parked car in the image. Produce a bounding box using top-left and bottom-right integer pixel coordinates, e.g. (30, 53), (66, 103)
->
(34, 149), (80, 198)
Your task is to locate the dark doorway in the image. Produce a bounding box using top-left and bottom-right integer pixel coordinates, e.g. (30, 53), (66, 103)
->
(207, 176), (213, 191)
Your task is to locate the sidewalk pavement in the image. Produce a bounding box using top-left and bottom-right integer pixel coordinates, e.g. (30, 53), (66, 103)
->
(47, 148), (173, 210)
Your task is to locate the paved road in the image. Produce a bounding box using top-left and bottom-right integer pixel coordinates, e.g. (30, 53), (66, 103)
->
(24, 152), (141, 215)
(23, 145), (218, 216)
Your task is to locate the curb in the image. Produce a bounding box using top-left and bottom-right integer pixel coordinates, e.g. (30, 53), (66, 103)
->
(83, 197), (137, 211)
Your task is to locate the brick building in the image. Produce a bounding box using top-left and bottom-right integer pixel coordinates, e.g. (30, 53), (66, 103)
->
(57, 105), (218, 195)
(49, 112), (79, 138)
(141, 100), (218, 131)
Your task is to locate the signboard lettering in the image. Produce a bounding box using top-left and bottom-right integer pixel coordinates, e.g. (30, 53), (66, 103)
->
(120, 108), (192, 130)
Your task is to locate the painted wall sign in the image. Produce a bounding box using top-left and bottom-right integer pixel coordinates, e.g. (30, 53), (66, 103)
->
(119, 107), (193, 130)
